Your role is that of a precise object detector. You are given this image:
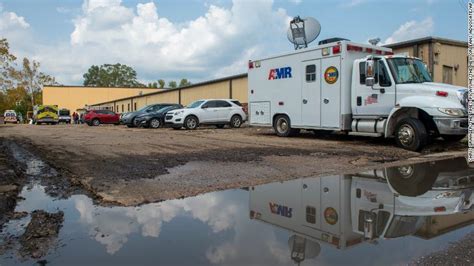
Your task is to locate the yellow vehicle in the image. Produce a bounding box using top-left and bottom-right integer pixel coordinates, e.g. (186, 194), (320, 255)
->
(34, 105), (59, 125)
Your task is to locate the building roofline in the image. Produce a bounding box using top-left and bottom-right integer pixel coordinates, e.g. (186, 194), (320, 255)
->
(44, 85), (164, 89)
(384, 36), (467, 48)
(90, 73), (248, 106)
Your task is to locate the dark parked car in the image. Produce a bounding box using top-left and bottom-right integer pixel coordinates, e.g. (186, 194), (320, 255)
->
(84, 110), (120, 126)
(135, 104), (183, 128)
(120, 104), (177, 127)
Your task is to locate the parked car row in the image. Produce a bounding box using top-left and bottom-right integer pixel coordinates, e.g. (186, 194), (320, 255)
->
(85, 99), (247, 130)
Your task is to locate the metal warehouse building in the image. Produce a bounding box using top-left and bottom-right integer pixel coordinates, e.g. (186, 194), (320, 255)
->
(43, 36), (467, 113)
(43, 86), (163, 113)
(88, 74), (248, 113)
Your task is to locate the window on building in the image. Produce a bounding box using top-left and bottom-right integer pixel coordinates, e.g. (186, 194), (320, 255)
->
(121, 104), (124, 112)
(127, 103), (130, 112)
(306, 206), (316, 224)
(443, 65), (453, 84)
(134, 103), (137, 111)
(305, 64), (316, 82)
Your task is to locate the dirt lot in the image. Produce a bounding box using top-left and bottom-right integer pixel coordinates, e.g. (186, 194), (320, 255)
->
(0, 123), (467, 206)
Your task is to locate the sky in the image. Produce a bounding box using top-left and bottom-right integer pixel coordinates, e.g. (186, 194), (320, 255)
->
(0, 0), (468, 85)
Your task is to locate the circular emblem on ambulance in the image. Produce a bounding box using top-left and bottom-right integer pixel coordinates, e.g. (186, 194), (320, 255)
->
(324, 207), (338, 225)
(324, 66), (339, 84)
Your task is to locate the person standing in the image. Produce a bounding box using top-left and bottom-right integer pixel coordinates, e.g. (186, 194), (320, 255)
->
(72, 112), (78, 124)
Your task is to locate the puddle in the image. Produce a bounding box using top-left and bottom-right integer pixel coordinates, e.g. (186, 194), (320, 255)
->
(0, 157), (473, 265)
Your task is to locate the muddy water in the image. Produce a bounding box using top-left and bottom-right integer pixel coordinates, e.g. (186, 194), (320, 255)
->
(1, 157), (473, 265)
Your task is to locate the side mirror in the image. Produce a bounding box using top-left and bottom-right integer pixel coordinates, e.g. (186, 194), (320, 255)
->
(366, 77), (375, 87)
(365, 59), (375, 87)
(363, 212), (376, 240)
(201, 105), (208, 109)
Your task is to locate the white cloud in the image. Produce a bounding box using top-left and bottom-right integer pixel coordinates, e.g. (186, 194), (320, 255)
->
(0, 7), (34, 58)
(384, 17), (434, 45)
(22, 0), (290, 84)
(75, 192), (240, 254)
(339, 0), (367, 8)
(0, 10), (29, 31)
(289, 0), (302, 4)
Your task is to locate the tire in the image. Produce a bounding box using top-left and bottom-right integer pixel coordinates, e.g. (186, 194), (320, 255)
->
(230, 115), (242, 128)
(92, 119), (100, 126)
(216, 124), (225, 129)
(132, 118), (139, 127)
(149, 118), (162, 129)
(386, 162), (438, 197)
(184, 116), (199, 130)
(273, 115), (299, 137)
(394, 118), (427, 151)
(441, 134), (466, 142)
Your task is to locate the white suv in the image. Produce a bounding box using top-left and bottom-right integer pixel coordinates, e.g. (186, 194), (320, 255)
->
(165, 99), (247, 130)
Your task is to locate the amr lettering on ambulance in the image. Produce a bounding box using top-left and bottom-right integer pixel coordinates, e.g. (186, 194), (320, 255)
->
(268, 67), (292, 80)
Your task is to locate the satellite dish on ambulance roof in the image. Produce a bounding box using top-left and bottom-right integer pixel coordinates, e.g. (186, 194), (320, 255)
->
(287, 16), (321, 50)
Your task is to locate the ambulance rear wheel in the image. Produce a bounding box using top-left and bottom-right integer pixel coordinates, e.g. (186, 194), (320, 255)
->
(274, 115), (299, 137)
(394, 118), (427, 152)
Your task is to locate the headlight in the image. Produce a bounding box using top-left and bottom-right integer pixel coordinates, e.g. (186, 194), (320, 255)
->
(438, 108), (466, 116)
(175, 110), (184, 115)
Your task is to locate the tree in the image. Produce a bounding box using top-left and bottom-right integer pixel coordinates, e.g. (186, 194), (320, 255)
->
(21, 58), (42, 109)
(158, 79), (165, 89)
(178, 78), (191, 87)
(147, 82), (158, 88)
(83, 63), (144, 87)
(168, 81), (177, 89)
(0, 38), (58, 114)
(0, 38), (17, 92)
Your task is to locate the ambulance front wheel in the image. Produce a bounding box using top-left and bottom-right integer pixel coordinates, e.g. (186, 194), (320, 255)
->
(394, 118), (428, 152)
(274, 115), (299, 137)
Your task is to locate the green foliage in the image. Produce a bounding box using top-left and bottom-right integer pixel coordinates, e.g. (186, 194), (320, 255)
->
(168, 80), (177, 89)
(0, 38), (17, 92)
(158, 79), (165, 88)
(0, 38), (57, 114)
(147, 82), (158, 88)
(178, 78), (191, 87)
(83, 63), (144, 87)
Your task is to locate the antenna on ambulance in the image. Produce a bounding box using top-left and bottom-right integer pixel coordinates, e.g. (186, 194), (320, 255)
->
(287, 16), (321, 50)
(368, 38), (381, 46)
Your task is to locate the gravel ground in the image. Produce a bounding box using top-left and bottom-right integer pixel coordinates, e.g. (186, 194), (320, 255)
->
(411, 232), (474, 266)
(0, 123), (467, 206)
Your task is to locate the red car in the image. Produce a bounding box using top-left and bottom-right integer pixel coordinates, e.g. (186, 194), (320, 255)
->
(84, 110), (120, 126)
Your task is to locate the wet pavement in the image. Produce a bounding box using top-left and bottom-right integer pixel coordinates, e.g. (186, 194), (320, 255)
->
(0, 156), (473, 265)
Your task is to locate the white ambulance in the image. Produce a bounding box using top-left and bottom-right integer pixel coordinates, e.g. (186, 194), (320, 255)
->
(248, 39), (468, 151)
(249, 159), (473, 259)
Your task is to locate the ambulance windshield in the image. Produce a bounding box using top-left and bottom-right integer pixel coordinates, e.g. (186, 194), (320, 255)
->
(384, 215), (425, 238)
(387, 58), (432, 84)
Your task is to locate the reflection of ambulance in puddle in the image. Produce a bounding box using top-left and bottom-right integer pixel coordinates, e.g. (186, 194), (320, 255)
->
(249, 158), (473, 262)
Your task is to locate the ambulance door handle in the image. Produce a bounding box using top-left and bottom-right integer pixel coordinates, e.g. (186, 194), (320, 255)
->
(302, 99), (308, 104)
(323, 98), (329, 104)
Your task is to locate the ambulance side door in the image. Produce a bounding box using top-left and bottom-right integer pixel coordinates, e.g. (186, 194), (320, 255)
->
(321, 57), (341, 128)
(301, 60), (321, 127)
